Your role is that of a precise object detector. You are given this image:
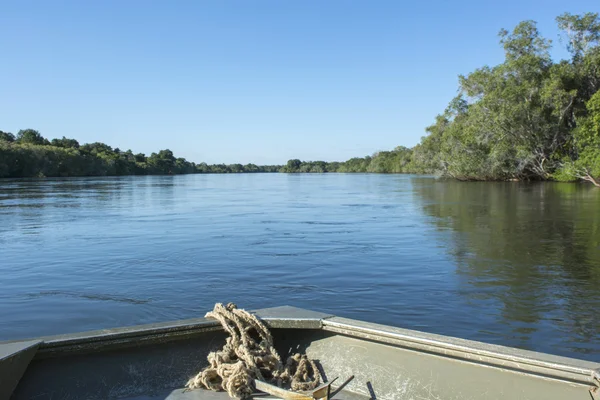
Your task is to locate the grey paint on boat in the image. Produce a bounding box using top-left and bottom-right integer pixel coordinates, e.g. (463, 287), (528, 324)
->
(4, 306), (600, 400)
(0, 340), (41, 400)
(0, 340), (41, 399)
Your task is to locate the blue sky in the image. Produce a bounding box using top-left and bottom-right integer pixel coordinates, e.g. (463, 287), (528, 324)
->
(1, 1), (597, 164)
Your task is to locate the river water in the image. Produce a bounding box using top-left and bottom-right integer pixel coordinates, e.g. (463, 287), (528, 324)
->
(1, 174), (599, 361)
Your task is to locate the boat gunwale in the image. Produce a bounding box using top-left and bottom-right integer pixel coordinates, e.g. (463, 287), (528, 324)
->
(2, 306), (598, 387)
(323, 317), (600, 386)
(0, 306), (329, 355)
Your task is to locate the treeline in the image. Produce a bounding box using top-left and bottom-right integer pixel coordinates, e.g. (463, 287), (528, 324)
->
(281, 146), (413, 173)
(2, 13), (599, 184)
(0, 128), (418, 177)
(411, 12), (600, 186)
(285, 13), (600, 186)
(0, 130), (280, 178)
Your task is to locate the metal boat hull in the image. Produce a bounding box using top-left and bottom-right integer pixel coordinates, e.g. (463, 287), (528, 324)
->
(2, 306), (598, 399)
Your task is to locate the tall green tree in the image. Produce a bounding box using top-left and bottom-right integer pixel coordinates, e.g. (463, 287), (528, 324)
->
(16, 129), (48, 145)
(51, 136), (80, 148)
(408, 12), (600, 185)
(556, 91), (600, 186)
(283, 159), (302, 173)
(148, 149), (176, 174)
(0, 131), (15, 142)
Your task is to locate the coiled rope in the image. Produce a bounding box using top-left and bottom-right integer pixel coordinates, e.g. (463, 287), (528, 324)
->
(186, 303), (321, 399)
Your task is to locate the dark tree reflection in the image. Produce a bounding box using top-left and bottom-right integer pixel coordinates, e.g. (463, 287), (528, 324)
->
(412, 177), (600, 357)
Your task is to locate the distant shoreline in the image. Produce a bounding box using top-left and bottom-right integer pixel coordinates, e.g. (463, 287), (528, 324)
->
(0, 138), (597, 186)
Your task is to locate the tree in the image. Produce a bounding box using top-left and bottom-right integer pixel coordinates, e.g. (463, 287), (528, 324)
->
(0, 131), (15, 142)
(51, 136), (80, 148)
(410, 116), (446, 174)
(557, 12), (600, 60)
(230, 163), (244, 173)
(555, 91), (600, 186)
(16, 129), (48, 145)
(456, 21), (554, 180)
(80, 142), (113, 155)
(409, 13), (600, 184)
(148, 149), (176, 174)
(284, 159), (302, 173)
(4, 13), (600, 182)
(0, 127), (286, 177)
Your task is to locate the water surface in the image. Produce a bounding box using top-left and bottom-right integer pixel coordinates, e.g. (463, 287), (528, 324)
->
(1, 174), (599, 361)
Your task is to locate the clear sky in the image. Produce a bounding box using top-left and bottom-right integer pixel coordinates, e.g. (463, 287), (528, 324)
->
(1, 1), (597, 164)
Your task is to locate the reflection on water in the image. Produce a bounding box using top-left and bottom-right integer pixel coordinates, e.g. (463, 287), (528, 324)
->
(0, 174), (598, 361)
(412, 179), (600, 355)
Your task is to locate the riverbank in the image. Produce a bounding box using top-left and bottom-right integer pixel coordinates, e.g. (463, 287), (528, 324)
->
(1, 140), (598, 187)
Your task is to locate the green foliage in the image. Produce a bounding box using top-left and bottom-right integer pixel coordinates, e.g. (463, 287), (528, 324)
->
(282, 159), (302, 173)
(16, 129), (49, 145)
(277, 12), (600, 186)
(0, 131), (15, 142)
(552, 161), (579, 182)
(337, 157), (371, 173)
(554, 91), (600, 185)
(366, 147), (412, 173)
(0, 132), (282, 178)
(556, 12), (600, 59)
(3, 13), (599, 184)
(410, 12), (600, 185)
(51, 136), (80, 148)
(281, 147), (413, 174)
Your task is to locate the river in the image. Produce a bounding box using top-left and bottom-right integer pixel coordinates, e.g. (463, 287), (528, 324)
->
(1, 174), (599, 361)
